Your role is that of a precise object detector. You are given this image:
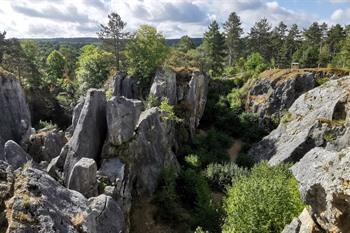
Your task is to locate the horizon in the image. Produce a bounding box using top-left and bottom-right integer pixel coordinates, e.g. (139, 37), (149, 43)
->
(1, 0), (350, 39)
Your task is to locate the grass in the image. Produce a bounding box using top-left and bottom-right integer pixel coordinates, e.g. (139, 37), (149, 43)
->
(323, 133), (335, 142)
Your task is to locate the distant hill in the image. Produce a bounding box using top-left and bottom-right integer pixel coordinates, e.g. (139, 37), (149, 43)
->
(21, 37), (203, 48)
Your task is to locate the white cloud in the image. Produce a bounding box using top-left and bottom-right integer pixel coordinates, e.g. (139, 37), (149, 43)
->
(0, 0), (341, 38)
(330, 8), (350, 24)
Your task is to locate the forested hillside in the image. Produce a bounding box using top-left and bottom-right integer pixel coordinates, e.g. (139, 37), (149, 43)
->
(1, 8), (350, 233)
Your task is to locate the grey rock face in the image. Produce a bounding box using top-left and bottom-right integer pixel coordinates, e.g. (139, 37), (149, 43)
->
(2, 163), (124, 233)
(66, 98), (85, 136)
(112, 73), (140, 99)
(4, 140), (31, 169)
(246, 71), (315, 128)
(97, 158), (125, 184)
(28, 129), (67, 162)
(0, 161), (14, 232)
(105, 96), (143, 147)
(249, 77), (350, 165)
(0, 71), (31, 144)
(61, 89), (107, 185)
(282, 208), (318, 233)
(291, 147), (350, 233)
(0, 136), (4, 161)
(150, 69), (177, 105)
(68, 158), (97, 198)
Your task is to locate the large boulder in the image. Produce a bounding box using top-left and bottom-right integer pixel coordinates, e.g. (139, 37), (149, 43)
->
(112, 72), (140, 99)
(282, 208), (319, 233)
(291, 147), (350, 233)
(0, 69), (31, 144)
(60, 89), (107, 185)
(67, 158), (98, 198)
(0, 161), (124, 233)
(66, 97), (85, 136)
(249, 77), (350, 165)
(4, 140), (31, 169)
(150, 69), (177, 105)
(27, 129), (67, 162)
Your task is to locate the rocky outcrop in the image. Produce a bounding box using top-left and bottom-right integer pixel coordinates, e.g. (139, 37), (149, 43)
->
(150, 69), (177, 105)
(27, 129), (67, 162)
(0, 161), (124, 233)
(249, 77), (350, 165)
(112, 73), (141, 99)
(60, 89), (107, 185)
(4, 140), (32, 169)
(0, 69), (31, 144)
(66, 98), (85, 136)
(246, 69), (349, 129)
(67, 158), (98, 198)
(282, 208), (319, 233)
(291, 147), (350, 233)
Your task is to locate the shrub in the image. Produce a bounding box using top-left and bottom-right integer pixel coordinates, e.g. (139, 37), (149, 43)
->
(160, 97), (182, 122)
(204, 162), (249, 191)
(184, 154), (201, 169)
(223, 162), (304, 233)
(36, 120), (57, 130)
(235, 153), (255, 169)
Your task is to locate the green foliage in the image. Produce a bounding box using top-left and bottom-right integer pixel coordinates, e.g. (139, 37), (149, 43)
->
(223, 162), (304, 233)
(126, 25), (169, 81)
(224, 12), (243, 66)
(323, 132), (335, 142)
(235, 153), (255, 169)
(204, 162), (249, 191)
(281, 111), (294, 123)
(177, 169), (220, 232)
(160, 97), (182, 122)
(194, 227), (209, 233)
(244, 52), (268, 76)
(36, 120), (57, 130)
(145, 94), (158, 109)
(184, 154), (201, 169)
(76, 45), (113, 94)
(46, 50), (66, 87)
(176, 35), (196, 53)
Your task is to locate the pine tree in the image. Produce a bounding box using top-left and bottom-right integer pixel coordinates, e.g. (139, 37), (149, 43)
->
(249, 18), (272, 61)
(0, 31), (6, 64)
(98, 12), (129, 71)
(203, 20), (226, 76)
(327, 24), (346, 56)
(176, 35), (196, 53)
(271, 22), (288, 67)
(223, 12), (243, 66)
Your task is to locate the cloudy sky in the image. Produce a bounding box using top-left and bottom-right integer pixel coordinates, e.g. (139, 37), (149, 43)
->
(0, 0), (349, 38)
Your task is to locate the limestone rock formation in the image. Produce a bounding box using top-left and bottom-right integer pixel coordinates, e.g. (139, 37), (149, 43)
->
(112, 72), (140, 99)
(67, 158), (98, 198)
(246, 69), (349, 129)
(0, 69), (31, 144)
(4, 140), (32, 169)
(60, 89), (107, 185)
(282, 208), (319, 233)
(291, 147), (350, 233)
(249, 77), (350, 165)
(66, 98), (85, 136)
(0, 161), (124, 233)
(27, 129), (67, 162)
(150, 69), (177, 105)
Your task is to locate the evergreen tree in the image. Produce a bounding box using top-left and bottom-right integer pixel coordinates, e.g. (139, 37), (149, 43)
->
(176, 35), (196, 53)
(46, 50), (65, 88)
(249, 18), (272, 61)
(304, 22), (322, 45)
(0, 31), (6, 64)
(203, 20), (226, 76)
(223, 12), (243, 66)
(98, 12), (129, 70)
(327, 24), (346, 56)
(271, 22), (288, 67)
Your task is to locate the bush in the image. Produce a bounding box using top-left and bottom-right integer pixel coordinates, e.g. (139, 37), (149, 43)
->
(184, 154), (201, 169)
(160, 97), (182, 122)
(204, 162), (249, 191)
(223, 162), (304, 233)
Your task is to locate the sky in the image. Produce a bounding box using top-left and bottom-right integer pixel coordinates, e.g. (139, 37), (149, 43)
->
(0, 0), (349, 39)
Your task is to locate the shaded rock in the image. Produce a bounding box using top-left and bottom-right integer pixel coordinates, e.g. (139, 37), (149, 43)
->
(46, 156), (60, 179)
(28, 129), (67, 162)
(61, 89), (107, 185)
(84, 194), (124, 233)
(97, 158), (125, 184)
(282, 208), (319, 233)
(150, 69), (177, 105)
(66, 98), (85, 136)
(112, 73), (140, 99)
(67, 158), (97, 198)
(105, 96), (143, 147)
(291, 147), (350, 233)
(249, 77), (350, 165)
(4, 140), (31, 169)
(0, 136), (4, 161)
(4, 164), (124, 233)
(0, 161), (14, 232)
(0, 70), (31, 144)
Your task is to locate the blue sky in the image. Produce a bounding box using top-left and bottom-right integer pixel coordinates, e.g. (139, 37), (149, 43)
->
(0, 0), (349, 38)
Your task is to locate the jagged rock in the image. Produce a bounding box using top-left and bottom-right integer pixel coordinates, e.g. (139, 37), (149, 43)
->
(0, 136), (4, 161)
(0, 161), (14, 232)
(4, 140), (31, 169)
(84, 194), (124, 233)
(246, 69), (350, 129)
(150, 69), (177, 105)
(28, 129), (67, 162)
(47, 156), (60, 179)
(112, 73), (140, 99)
(0, 69), (31, 144)
(60, 89), (107, 185)
(2, 163), (124, 233)
(282, 208), (319, 233)
(249, 77), (350, 165)
(97, 158), (125, 184)
(105, 96), (143, 147)
(67, 158), (97, 198)
(291, 147), (350, 233)
(66, 98), (85, 136)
